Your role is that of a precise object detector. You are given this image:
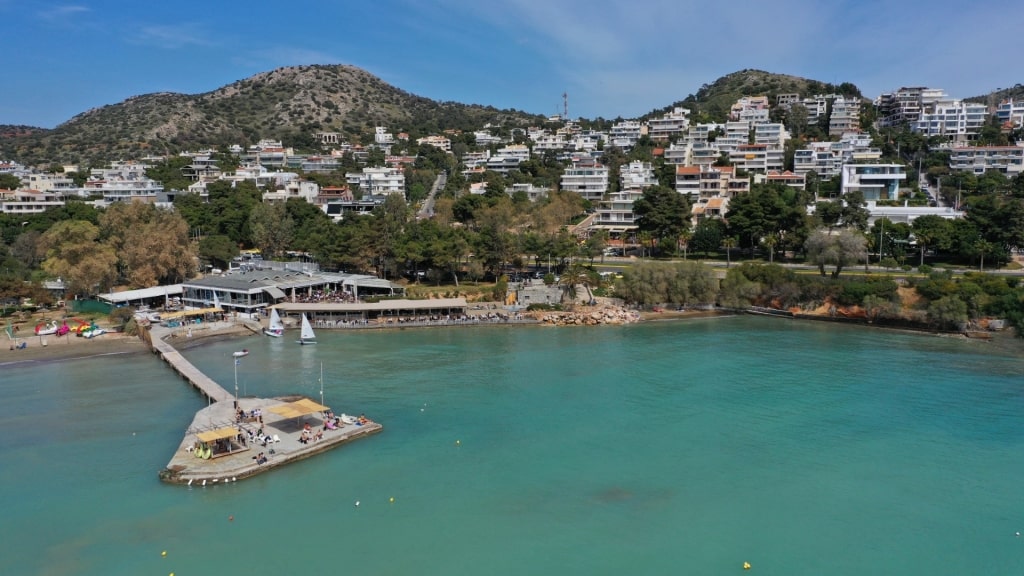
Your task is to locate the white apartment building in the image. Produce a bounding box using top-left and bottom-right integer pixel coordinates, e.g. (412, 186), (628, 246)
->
(509, 183), (550, 202)
(85, 177), (164, 203)
(473, 131), (504, 147)
(676, 165), (749, 203)
(496, 144), (530, 162)
(593, 161), (657, 232)
(794, 143), (843, 178)
(729, 96), (769, 123)
(416, 135), (451, 153)
(570, 132), (604, 152)
(829, 96), (861, 136)
(737, 107), (770, 125)
(560, 161), (609, 202)
(995, 99), (1024, 129)
(948, 144), (1024, 176)
(754, 123), (790, 147)
(729, 144), (784, 173)
(246, 139), (288, 167)
(23, 173), (81, 196)
(264, 180), (321, 203)
(346, 167), (406, 198)
(776, 93), (801, 108)
(647, 107), (690, 141)
(609, 121), (642, 150)
(532, 133), (568, 152)
(0, 189), (65, 214)
(461, 152), (489, 169)
(485, 155), (524, 175)
(793, 135), (882, 179)
(840, 164), (906, 201)
(0, 161), (29, 179)
(374, 127), (394, 146)
(913, 99), (988, 142)
(875, 87), (947, 128)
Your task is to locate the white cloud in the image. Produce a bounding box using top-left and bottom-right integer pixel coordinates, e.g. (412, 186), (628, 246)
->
(36, 4), (89, 20)
(129, 23), (216, 50)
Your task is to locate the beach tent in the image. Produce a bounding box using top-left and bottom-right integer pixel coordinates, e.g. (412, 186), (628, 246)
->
(267, 398), (330, 419)
(195, 426), (246, 458)
(196, 426), (241, 444)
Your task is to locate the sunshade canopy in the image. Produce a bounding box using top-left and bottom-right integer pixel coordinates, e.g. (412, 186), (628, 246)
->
(196, 426), (240, 443)
(264, 286), (286, 300)
(267, 398), (330, 419)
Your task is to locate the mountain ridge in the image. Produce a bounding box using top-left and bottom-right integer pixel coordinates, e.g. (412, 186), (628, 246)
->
(0, 64), (547, 166)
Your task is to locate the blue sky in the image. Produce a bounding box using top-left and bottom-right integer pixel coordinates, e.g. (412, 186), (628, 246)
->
(3, 0), (1022, 128)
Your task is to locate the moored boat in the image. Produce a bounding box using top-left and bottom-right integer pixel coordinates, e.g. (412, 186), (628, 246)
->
(296, 314), (316, 345)
(264, 308), (284, 337)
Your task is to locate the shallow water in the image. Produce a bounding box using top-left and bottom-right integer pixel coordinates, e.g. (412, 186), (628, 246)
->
(2, 316), (1023, 575)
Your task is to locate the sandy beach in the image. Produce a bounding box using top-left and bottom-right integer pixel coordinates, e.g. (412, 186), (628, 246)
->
(0, 321), (257, 366)
(0, 331), (147, 366)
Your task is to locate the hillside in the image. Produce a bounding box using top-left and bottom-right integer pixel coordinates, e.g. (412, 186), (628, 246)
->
(0, 64), (546, 166)
(643, 69), (863, 122)
(966, 83), (1024, 107)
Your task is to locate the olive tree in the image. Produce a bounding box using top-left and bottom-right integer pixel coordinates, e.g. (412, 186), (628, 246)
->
(804, 228), (866, 278)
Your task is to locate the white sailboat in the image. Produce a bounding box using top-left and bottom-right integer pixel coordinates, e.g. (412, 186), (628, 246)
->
(297, 313), (316, 345)
(264, 308), (284, 337)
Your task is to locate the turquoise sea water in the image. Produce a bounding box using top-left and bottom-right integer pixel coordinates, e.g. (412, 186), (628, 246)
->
(2, 316), (1023, 575)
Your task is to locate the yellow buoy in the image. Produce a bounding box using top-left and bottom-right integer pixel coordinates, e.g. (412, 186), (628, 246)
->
(161, 551), (167, 557)
(455, 440), (461, 445)
(743, 561), (751, 570)
(389, 497), (395, 503)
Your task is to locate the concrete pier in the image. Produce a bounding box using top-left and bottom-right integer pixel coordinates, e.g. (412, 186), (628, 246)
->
(159, 396), (382, 485)
(145, 323), (382, 485)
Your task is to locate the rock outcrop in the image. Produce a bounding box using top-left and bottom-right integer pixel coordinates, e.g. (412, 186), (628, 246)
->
(533, 306), (640, 326)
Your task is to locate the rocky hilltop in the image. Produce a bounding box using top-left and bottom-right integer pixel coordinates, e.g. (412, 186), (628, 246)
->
(0, 64), (545, 166)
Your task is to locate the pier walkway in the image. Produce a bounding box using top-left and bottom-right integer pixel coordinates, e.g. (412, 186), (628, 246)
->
(148, 325), (233, 403)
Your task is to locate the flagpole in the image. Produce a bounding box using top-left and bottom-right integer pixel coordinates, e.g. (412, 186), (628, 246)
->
(320, 362), (324, 408)
(234, 356), (239, 402)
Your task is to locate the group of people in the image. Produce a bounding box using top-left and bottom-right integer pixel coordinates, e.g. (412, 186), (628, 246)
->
(235, 406), (263, 424)
(291, 289), (358, 305)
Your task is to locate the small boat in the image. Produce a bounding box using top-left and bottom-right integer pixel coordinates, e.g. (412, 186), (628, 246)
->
(232, 349), (249, 358)
(82, 326), (105, 339)
(296, 313), (316, 345)
(264, 308), (284, 338)
(35, 320), (58, 336)
(339, 414), (357, 425)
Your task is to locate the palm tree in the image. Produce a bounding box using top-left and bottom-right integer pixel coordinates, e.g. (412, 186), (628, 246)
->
(678, 228), (692, 260)
(637, 231), (653, 259)
(976, 240), (994, 271)
(723, 236), (737, 268)
(559, 262), (592, 306)
(762, 233), (779, 264)
(913, 232), (931, 268)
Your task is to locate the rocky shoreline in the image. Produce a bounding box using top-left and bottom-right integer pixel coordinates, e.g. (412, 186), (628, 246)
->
(531, 305), (642, 326)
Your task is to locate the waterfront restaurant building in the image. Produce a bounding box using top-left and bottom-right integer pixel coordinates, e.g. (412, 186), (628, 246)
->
(180, 271), (406, 316)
